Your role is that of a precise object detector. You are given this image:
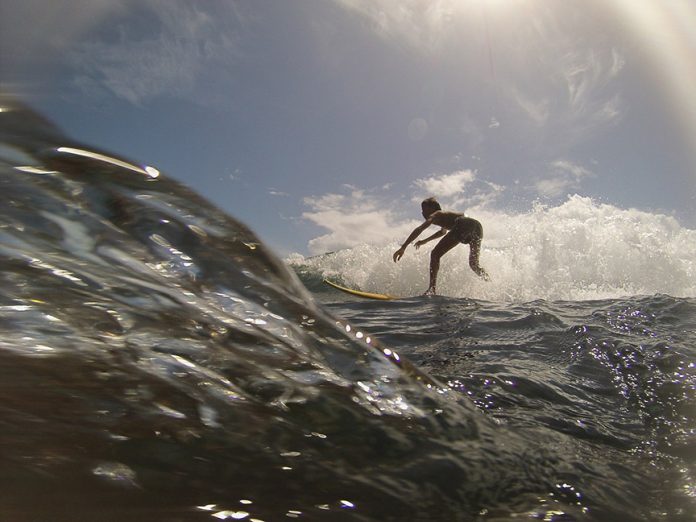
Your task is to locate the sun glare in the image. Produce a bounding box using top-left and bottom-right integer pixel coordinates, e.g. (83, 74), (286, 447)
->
(478, 0), (521, 9)
(607, 0), (696, 170)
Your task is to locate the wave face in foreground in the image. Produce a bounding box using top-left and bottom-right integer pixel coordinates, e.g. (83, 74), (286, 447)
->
(1, 97), (694, 521)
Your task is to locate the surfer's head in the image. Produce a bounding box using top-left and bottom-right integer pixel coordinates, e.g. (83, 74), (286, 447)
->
(421, 197), (441, 218)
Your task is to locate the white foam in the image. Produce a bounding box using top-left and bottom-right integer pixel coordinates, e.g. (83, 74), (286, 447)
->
(290, 196), (696, 302)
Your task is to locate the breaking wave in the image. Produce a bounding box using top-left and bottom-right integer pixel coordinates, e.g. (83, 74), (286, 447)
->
(289, 197), (696, 301)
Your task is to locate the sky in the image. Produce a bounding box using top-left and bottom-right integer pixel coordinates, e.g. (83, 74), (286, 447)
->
(2, 0), (695, 256)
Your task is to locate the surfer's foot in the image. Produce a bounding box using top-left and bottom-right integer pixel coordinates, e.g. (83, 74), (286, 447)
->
(423, 287), (436, 296)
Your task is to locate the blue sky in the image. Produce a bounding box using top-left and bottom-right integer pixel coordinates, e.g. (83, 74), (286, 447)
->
(2, 0), (695, 255)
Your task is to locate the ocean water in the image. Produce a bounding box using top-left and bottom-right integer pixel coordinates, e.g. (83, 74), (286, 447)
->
(1, 97), (694, 521)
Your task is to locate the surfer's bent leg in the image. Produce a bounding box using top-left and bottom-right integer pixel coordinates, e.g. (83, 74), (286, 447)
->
(457, 218), (489, 281)
(426, 232), (459, 295)
(468, 238), (490, 281)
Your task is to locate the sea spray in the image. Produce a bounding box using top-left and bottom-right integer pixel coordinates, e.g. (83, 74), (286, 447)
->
(289, 196), (696, 301)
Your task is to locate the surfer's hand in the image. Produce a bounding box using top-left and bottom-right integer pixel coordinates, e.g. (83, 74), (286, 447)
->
(414, 240), (424, 250)
(393, 247), (405, 262)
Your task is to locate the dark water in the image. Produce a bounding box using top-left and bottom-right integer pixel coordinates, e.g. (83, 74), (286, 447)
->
(314, 290), (696, 521)
(1, 97), (694, 521)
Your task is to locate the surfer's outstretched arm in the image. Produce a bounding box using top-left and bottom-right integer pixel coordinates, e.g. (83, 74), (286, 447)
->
(393, 219), (433, 262)
(415, 228), (446, 249)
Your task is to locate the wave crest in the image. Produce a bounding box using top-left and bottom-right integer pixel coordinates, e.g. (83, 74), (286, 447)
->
(290, 196), (696, 301)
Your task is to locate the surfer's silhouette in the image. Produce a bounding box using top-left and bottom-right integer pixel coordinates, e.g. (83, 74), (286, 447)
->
(393, 197), (490, 295)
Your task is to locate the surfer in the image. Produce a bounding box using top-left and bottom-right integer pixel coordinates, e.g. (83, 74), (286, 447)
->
(393, 197), (490, 295)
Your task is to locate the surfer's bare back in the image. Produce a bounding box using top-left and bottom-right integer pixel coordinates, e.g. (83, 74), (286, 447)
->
(393, 197), (490, 295)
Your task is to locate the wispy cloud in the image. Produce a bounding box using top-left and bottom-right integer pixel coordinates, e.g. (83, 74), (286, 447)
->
(69, 1), (242, 105)
(0, 0), (124, 70)
(560, 47), (624, 125)
(335, 0), (624, 149)
(510, 87), (550, 126)
(535, 160), (594, 198)
(505, 43), (624, 144)
(333, 0), (464, 54)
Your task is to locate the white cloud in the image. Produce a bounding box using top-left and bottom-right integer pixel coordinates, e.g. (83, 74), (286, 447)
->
(302, 189), (417, 255)
(301, 172), (506, 254)
(413, 170), (475, 198)
(454, 181), (505, 210)
(535, 178), (573, 199)
(551, 160), (594, 180)
(412, 169), (504, 212)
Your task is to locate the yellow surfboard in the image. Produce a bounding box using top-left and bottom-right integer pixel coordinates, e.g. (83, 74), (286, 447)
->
(323, 279), (396, 300)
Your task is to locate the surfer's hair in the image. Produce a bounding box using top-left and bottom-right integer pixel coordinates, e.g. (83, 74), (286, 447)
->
(421, 197), (441, 212)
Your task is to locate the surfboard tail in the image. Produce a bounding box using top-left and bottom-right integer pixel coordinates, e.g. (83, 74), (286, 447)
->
(323, 279), (396, 300)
